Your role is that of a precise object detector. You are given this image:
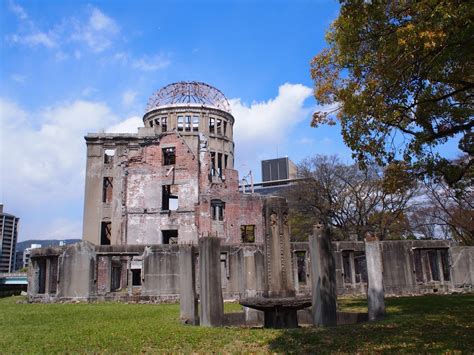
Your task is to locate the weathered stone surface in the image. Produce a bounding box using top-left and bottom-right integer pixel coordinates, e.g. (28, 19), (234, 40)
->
(262, 196), (295, 298)
(199, 237), (223, 327)
(57, 241), (96, 299)
(142, 245), (180, 296)
(365, 237), (385, 321)
(310, 224), (337, 326)
(179, 244), (198, 325)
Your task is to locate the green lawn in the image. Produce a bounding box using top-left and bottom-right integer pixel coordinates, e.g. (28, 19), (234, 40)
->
(0, 294), (472, 353)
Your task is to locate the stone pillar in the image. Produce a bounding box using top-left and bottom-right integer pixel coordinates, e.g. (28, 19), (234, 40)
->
(199, 237), (223, 327)
(309, 223), (337, 326)
(179, 244), (198, 325)
(263, 197), (295, 298)
(365, 234), (385, 321)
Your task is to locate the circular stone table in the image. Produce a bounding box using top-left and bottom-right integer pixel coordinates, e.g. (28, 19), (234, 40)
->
(239, 296), (312, 328)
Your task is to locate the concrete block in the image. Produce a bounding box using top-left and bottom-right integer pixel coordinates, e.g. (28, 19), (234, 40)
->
(179, 244), (198, 325)
(199, 237), (223, 327)
(365, 237), (385, 321)
(309, 224), (337, 326)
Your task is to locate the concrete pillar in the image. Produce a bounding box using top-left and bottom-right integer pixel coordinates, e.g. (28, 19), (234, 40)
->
(263, 197), (295, 298)
(309, 224), (337, 326)
(365, 234), (385, 321)
(199, 237), (223, 327)
(179, 244), (198, 325)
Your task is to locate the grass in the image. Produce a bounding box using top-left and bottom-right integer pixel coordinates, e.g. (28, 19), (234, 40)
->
(0, 294), (472, 353)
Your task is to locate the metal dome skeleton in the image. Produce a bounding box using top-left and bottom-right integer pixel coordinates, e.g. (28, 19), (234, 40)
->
(146, 81), (231, 113)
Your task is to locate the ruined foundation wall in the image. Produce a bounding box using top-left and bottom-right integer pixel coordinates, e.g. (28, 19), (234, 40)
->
(28, 240), (473, 302)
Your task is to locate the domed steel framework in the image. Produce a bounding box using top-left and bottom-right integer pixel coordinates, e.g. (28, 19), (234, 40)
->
(146, 81), (231, 113)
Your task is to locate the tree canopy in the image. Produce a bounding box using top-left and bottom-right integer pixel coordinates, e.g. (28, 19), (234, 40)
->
(311, 0), (473, 187)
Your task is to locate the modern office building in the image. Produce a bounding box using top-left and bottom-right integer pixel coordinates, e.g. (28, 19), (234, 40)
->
(0, 204), (20, 273)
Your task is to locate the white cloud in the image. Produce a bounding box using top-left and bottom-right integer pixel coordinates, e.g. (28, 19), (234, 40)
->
(0, 97), (127, 239)
(122, 90), (138, 106)
(10, 74), (26, 84)
(132, 54), (171, 71)
(0, 98), (118, 204)
(10, 32), (57, 48)
(71, 7), (120, 52)
(298, 137), (315, 145)
(8, 1), (28, 20)
(230, 83), (313, 178)
(106, 116), (143, 134)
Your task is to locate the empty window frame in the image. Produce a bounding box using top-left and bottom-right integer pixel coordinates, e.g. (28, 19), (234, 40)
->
(177, 116), (184, 131)
(163, 147), (176, 165)
(220, 253), (229, 287)
(100, 222), (112, 245)
(162, 185), (178, 211)
(209, 118), (215, 134)
(104, 149), (115, 165)
(102, 177), (113, 203)
(414, 248), (450, 283)
(241, 225), (255, 243)
(185, 115), (191, 132)
(150, 120), (154, 127)
(192, 115), (199, 132)
(210, 151), (216, 176)
(111, 263), (122, 291)
(161, 117), (168, 132)
(224, 154), (228, 169)
(223, 121), (227, 136)
(37, 259), (47, 294)
(217, 153), (223, 176)
(216, 119), (222, 135)
(295, 251), (307, 284)
(354, 251), (368, 283)
(342, 251), (352, 284)
(162, 230), (178, 244)
(211, 199), (225, 221)
(131, 269), (141, 286)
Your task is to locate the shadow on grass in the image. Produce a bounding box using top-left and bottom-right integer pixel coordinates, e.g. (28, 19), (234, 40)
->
(268, 294), (474, 353)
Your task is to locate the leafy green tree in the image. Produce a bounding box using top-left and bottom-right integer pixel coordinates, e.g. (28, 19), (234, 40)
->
(311, 1), (473, 187)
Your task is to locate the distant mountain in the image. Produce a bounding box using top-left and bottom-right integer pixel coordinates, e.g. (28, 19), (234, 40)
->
(16, 239), (81, 253)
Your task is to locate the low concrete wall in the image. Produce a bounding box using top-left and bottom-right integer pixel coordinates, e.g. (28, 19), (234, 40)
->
(28, 240), (473, 302)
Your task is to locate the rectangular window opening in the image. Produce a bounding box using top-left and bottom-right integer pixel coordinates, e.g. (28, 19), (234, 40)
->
(177, 116), (184, 132)
(440, 249), (450, 281)
(100, 222), (112, 245)
(185, 115), (191, 132)
(161, 117), (168, 132)
(217, 153), (223, 177)
(209, 118), (215, 134)
(162, 185), (178, 211)
(211, 200), (225, 221)
(163, 147), (176, 165)
(111, 264), (121, 291)
(296, 251), (307, 284)
(37, 259), (46, 294)
(132, 269), (141, 286)
(210, 152), (216, 176)
(192, 116), (199, 132)
(102, 177), (113, 203)
(428, 250), (440, 281)
(216, 119), (222, 135)
(241, 225), (255, 243)
(104, 149), (115, 165)
(342, 251), (352, 284)
(162, 230), (178, 244)
(354, 251), (367, 283)
(224, 154), (228, 169)
(223, 121), (227, 136)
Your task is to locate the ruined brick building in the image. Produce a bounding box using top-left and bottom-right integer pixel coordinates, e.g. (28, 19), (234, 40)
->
(27, 82), (473, 303)
(83, 82), (263, 246)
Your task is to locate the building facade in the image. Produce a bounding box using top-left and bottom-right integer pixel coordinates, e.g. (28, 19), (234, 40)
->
(82, 82), (263, 246)
(0, 204), (20, 273)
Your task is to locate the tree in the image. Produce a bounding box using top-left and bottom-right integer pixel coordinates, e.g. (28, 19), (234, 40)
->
(310, 1), (474, 187)
(285, 155), (418, 241)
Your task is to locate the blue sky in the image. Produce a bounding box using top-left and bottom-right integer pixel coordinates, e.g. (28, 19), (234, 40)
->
(0, 0), (462, 241)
